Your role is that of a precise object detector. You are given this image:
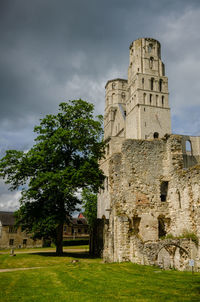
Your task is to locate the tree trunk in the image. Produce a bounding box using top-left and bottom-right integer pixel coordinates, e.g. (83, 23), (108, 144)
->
(56, 223), (63, 256)
(89, 227), (93, 255)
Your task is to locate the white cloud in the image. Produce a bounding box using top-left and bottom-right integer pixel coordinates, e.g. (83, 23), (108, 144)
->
(0, 190), (21, 212)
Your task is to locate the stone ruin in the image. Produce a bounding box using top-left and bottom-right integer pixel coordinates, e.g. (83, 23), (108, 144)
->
(96, 38), (200, 271)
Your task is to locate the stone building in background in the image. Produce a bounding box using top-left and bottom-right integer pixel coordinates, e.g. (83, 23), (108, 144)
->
(0, 211), (89, 249)
(0, 211), (43, 249)
(97, 38), (200, 271)
(63, 214), (89, 240)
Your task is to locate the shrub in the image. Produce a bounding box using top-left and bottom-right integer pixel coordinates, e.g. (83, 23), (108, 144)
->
(160, 232), (198, 246)
(180, 231), (199, 246)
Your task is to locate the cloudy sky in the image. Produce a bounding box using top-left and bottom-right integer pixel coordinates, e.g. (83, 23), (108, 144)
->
(1, 0), (200, 211)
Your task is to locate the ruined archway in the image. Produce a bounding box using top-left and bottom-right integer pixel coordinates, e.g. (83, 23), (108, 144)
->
(155, 243), (189, 270)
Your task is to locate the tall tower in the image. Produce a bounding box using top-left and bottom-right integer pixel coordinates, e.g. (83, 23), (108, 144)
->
(98, 38), (171, 220)
(126, 38), (171, 139)
(104, 78), (128, 140)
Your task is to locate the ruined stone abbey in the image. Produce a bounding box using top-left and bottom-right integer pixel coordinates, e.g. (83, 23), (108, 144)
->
(96, 38), (200, 271)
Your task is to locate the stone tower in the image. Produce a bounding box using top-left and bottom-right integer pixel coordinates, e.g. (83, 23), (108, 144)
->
(104, 79), (128, 140)
(104, 38), (171, 141)
(96, 38), (200, 271)
(126, 38), (171, 139)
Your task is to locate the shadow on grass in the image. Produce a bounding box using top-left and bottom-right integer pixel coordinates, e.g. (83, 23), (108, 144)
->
(30, 251), (99, 259)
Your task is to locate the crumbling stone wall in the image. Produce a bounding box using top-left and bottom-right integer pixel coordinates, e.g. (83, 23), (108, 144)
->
(99, 135), (200, 271)
(97, 38), (200, 271)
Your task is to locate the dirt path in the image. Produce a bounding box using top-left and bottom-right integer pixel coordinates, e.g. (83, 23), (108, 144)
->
(0, 267), (44, 273)
(0, 248), (88, 273)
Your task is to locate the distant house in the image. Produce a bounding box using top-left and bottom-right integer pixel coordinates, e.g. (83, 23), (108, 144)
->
(0, 211), (89, 249)
(63, 215), (89, 240)
(0, 211), (42, 249)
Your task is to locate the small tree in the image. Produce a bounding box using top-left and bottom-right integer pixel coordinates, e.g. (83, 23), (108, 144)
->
(0, 100), (105, 255)
(82, 188), (97, 228)
(82, 188), (97, 254)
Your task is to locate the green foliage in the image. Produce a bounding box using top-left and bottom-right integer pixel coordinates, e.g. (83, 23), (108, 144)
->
(81, 188), (97, 228)
(0, 100), (105, 255)
(180, 231), (199, 246)
(160, 232), (199, 246)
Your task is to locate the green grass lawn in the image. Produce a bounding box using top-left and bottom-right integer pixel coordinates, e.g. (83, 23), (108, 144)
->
(0, 245), (89, 254)
(0, 249), (200, 302)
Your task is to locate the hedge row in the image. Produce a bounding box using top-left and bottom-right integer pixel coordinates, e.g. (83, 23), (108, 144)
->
(62, 239), (89, 246)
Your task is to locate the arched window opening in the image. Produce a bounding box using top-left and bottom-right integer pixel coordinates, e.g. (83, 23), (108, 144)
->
(150, 57), (154, 69)
(177, 190), (181, 209)
(112, 83), (116, 89)
(133, 216), (141, 234)
(143, 93), (146, 104)
(121, 92), (125, 99)
(158, 217), (166, 238)
(150, 78), (154, 90)
(112, 93), (115, 102)
(150, 94), (152, 105)
(160, 181), (169, 202)
(142, 78), (144, 89)
(156, 95), (158, 106)
(186, 140), (192, 155)
(148, 43), (153, 53)
(130, 216), (141, 235)
(159, 79), (163, 92)
(154, 132), (159, 139)
(162, 96), (164, 107)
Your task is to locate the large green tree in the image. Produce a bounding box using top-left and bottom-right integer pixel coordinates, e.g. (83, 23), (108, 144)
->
(0, 100), (105, 255)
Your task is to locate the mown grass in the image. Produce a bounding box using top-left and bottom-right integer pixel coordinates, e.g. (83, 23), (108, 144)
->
(0, 250), (200, 302)
(0, 245), (89, 254)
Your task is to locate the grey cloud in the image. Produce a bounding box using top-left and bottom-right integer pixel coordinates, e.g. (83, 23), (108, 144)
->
(155, 6), (200, 135)
(1, 0), (200, 210)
